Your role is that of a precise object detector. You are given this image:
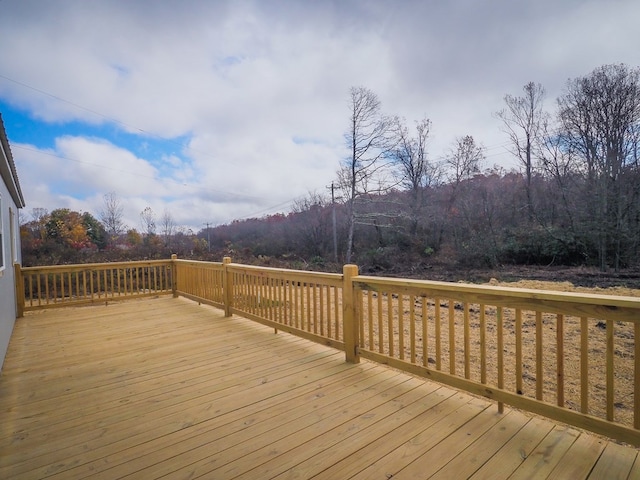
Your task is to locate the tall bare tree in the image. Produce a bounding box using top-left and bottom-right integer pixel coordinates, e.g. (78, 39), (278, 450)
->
(446, 135), (484, 185)
(140, 207), (156, 236)
(444, 135), (485, 252)
(99, 192), (126, 243)
(339, 86), (396, 263)
(557, 63), (640, 270)
(390, 116), (439, 235)
(496, 82), (547, 220)
(160, 208), (175, 247)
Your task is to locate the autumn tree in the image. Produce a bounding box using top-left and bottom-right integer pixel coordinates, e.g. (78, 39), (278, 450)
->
(21, 208), (106, 265)
(45, 209), (91, 249)
(127, 228), (142, 246)
(82, 212), (107, 249)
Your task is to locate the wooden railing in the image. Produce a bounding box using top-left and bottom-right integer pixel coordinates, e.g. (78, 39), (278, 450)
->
(173, 259), (226, 309)
(173, 259), (346, 352)
(15, 260), (174, 315)
(14, 257), (640, 445)
(351, 275), (640, 446)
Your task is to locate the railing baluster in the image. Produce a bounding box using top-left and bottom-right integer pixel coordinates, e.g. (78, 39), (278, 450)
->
(480, 304), (486, 384)
(312, 283), (318, 334)
(324, 285), (330, 337)
(319, 283), (325, 336)
(28, 274), (33, 307)
(536, 311), (543, 401)
(334, 286), (340, 341)
(398, 294), (404, 360)
(435, 298), (441, 371)
(448, 300), (455, 375)
(606, 319), (614, 421)
(515, 309), (523, 395)
(377, 292), (383, 353)
(635, 321), (640, 429)
(464, 302), (470, 379)
(367, 291), (373, 350)
(387, 292), (394, 358)
(581, 316), (589, 414)
(409, 294), (416, 364)
(557, 314), (565, 407)
(357, 289), (364, 348)
(422, 297), (428, 368)
(74, 271), (79, 300)
(497, 306), (504, 413)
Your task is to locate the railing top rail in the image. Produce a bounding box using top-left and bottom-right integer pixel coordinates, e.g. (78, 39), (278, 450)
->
(226, 262), (343, 283)
(355, 275), (640, 320)
(173, 259), (224, 267)
(20, 259), (172, 273)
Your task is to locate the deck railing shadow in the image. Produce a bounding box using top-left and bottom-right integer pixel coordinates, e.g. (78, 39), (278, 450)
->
(14, 256), (640, 446)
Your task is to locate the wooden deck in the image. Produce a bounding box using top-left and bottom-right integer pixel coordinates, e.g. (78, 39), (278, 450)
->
(0, 297), (638, 479)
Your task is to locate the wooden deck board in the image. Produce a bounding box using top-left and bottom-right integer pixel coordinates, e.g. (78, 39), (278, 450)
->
(0, 296), (637, 479)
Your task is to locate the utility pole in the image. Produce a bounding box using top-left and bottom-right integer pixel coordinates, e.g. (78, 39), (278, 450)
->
(203, 222), (212, 252)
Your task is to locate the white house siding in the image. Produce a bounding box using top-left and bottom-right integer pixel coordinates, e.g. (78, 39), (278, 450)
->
(0, 113), (25, 371)
(0, 186), (21, 370)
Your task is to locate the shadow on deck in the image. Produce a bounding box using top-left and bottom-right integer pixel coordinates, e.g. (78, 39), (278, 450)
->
(0, 296), (638, 479)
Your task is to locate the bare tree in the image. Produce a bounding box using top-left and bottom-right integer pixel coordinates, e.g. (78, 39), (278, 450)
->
(30, 207), (49, 223)
(339, 86), (396, 263)
(496, 82), (547, 220)
(557, 63), (640, 270)
(140, 207), (156, 236)
(390, 116), (439, 235)
(290, 191), (333, 259)
(444, 135), (485, 252)
(29, 207), (49, 241)
(99, 192), (126, 243)
(446, 135), (484, 186)
(160, 208), (175, 247)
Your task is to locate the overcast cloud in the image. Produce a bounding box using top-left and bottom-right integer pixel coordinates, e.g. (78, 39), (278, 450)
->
(1, 0), (639, 231)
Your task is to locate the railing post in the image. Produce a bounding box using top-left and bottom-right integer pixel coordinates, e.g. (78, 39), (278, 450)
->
(170, 254), (178, 297)
(14, 263), (25, 318)
(343, 264), (360, 363)
(223, 256), (232, 317)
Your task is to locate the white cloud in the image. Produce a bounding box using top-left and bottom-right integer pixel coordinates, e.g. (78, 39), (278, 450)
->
(2, 0), (640, 231)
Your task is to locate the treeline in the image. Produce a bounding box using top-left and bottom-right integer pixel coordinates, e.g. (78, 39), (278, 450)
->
(20, 206), (208, 266)
(203, 167), (639, 274)
(20, 63), (640, 273)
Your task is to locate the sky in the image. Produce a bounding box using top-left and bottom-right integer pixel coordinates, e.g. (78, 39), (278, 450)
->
(1, 0), (639, 233)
